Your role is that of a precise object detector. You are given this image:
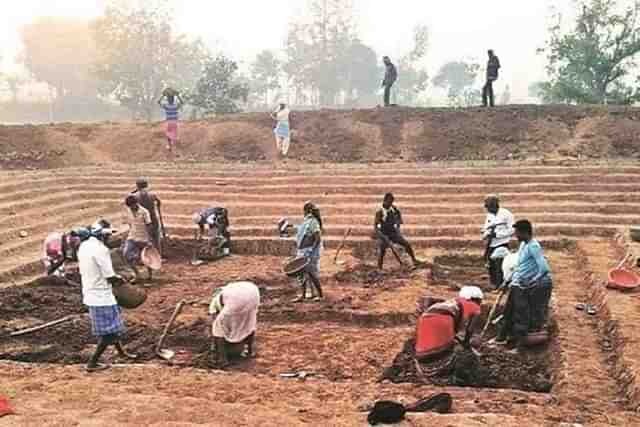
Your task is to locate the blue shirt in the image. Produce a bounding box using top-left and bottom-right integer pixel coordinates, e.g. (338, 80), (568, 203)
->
(511, 239), (551, 287)
(162, 103), (179, 121)
(295, 214), (322, 258)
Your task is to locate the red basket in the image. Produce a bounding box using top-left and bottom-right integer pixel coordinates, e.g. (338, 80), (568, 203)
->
(607, 268), (640, 291)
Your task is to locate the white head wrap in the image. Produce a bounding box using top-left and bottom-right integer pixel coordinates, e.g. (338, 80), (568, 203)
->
(208, 288), (224, 315)
(192, 212), (203, 225)
(459, 286), (484, 301)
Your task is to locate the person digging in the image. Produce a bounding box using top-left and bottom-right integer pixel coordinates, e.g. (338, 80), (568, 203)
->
(192, 207), (231, 263)
(78, 220), (137, 372)
(374, 193), (422, 270)
(123, 195), (154, 283)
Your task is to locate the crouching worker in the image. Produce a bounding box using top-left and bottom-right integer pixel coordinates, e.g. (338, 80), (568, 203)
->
(414, 286), (484, 385)
(495, 220), (553, 352)
(209, 281), (260, 368)
(123, 195), (154, 282)
(192, 207), (231, 261)
(375, 193), (421, 269)
(42, 228), (86, 278)
(78, 220), (136, 372)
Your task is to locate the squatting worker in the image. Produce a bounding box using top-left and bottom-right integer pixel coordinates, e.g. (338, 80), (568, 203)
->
(482, 49), (501, 107)
(78, 220), (136, 372)
(283, 201), (324, 302)
(414, 286), (484, 382)
(209, 281), (260, 368)
(375, 193), (421, 269)
(496, 220), (553, 353)
(42, 228), (85, 277)
(482, 194), (514, 289)
(271, 103), (291, 158)
(192, 207), (231, 257)
(132, 178), (163, 256)
(382, 56), (397, 107)
(123, 195), (153, 282)
(157, 89), (184, 152)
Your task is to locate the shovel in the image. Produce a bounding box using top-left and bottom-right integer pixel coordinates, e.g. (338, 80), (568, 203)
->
(156, 300), (185, 361)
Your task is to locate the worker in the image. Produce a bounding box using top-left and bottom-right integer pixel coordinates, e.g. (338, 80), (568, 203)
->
(481, 194), (514, 289)
(78, 219), (136, 372)
(283, 201), (324, 302)
(192, 207), (231, 259)
(382, 56), (398, 107)
(123, 195), (153, 282)
(42, 228), (86, 277)
(157, 89), (184, 152)
(482, 49), (501, 107)
(132, 178), (163, 256)
(494, 220), (553, 352)
(271, 103), (291, 158)
(414, 286), (484, 383)
(375, 193), (420, 269)
(209, 281), (260, 368)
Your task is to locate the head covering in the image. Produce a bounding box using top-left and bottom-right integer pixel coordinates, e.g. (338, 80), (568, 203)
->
(71, 227), (92, 242)
(91, 219), (116, 237)
(459, 286), (484, 301)
(208, 287), (224, 315)
(192, 212), (203, 224)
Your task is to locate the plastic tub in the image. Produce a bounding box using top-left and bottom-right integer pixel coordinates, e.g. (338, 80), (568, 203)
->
(607, 268), (640, 291)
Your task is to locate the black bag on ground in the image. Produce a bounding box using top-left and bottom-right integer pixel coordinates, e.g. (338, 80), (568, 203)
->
(367, 393), (453, 424)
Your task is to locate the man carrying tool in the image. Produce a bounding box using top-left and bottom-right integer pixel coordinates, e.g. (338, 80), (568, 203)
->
(481, 194), (514, 289)
(132, 178), (164, 257)
(482, 49), (501, 107)
(123, 195), (154, 282)
(494, 220), (553, 353)
(78, 220), (136, 372)
(382, 56), (398, 107)
(192, 207), (231, 262)
(375, 193), (420, 270)
(209, 281), (260, 368)
(414, 286), (484, 385)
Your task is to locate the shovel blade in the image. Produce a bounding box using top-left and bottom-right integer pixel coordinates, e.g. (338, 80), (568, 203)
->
(157, 349), (175, 360)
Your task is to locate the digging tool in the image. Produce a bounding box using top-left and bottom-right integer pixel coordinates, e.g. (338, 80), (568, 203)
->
(334, 228), (352, 265)
(481, 285), (510, 338)
(156, 300), (185, 360)
(9, 315), (81, 337)
(376, 230), (404, 267)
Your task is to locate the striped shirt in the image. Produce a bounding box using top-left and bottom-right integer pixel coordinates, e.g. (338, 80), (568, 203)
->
(162, 103), (179, 121)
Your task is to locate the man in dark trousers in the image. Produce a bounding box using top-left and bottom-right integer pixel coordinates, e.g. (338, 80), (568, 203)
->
(382, 56), (398, 107)
(482, 49), (501, 107)
(374, 193), (420, 269)
(132, 178), (163, 256)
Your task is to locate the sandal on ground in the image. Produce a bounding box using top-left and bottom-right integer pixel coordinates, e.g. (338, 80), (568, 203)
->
(587, 304), (597, 315)
(85, 363), (111, 373)
(312, 296), (324, 302)
(575, 303), (586, 311)
(291, 297), (304, 303)
(118, 352), (138, 360)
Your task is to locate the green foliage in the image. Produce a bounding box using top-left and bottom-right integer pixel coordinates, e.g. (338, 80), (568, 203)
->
(395, 25), (430, 106)
(539, 0), (640, 104)
(92, 1), (207, 120)
(250, 50), (281, 107)
(432, 60), (480, 106)
(190, 55), (249, 115)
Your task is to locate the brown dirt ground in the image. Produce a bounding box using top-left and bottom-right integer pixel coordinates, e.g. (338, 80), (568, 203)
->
(2, 105), (640, 169)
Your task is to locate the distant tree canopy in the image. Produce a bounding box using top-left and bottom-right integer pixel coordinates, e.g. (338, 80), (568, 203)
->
(432, 60), (479, 107)
(395, 25), (430, 106)
(190, 55), (249, 115)
(20, 17), (100, 102)
(539, 0), (640, 104)
(92, 1), (208, 120)
(250, 50), (281, 107)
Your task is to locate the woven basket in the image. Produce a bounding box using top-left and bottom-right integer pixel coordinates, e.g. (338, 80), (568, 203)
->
(113, 283), (147, 309)
(283, 256), (309, 277)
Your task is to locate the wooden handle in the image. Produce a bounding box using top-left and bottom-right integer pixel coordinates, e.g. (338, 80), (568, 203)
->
(155, 300), (185, 353)
(10, 315), (78, 337)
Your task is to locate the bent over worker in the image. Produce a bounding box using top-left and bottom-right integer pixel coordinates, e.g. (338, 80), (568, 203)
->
(481, 194), (514, 289)
(375, 193), (420, 269)
(209, 281), (260, 368)
(78, 220), (136, 372)
(42, 228), (85, 277)
(192, 207), (231, 259)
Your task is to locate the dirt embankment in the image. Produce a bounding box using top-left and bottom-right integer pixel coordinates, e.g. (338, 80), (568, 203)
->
(1, 105), (639, 169)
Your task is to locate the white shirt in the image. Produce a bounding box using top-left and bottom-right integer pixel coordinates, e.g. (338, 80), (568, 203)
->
(482, 207), (514, 248)
(78, 237), (117, 307)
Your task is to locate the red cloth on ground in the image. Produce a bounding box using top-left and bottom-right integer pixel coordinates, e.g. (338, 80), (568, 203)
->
(0, 395), (15, 417)
(415, 298), (481, 359)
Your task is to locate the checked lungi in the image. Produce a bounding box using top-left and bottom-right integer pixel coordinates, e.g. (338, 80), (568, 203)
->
(89, 305), (126, 336)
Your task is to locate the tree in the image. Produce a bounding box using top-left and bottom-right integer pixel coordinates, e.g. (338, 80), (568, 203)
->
(432, 60), (480, 106)
(538, 0), (640, 104)
(343, 40), (380, 106)
(20, 17), (99, 103)
(250, 50), (281, 107)
(190, 55), (249, 115)
(92, 1), (208, 120)
(395, 24), (430, 106)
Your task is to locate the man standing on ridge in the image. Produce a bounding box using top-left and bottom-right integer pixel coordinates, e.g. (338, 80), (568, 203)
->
(382, 56), (398, 107)
(482, 49), (501, 107)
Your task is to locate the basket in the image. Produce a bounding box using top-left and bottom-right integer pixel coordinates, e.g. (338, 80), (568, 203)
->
(607, 268), (640, 291)
(283, 256), (309, 277)
(113, 283), (147, 309)
(630, 226), (640, 242)
(141, 246), (162, 271)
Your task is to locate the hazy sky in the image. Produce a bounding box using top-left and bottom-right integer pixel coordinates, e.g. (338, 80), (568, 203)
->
(1, 0), (577, 101)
